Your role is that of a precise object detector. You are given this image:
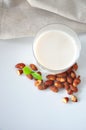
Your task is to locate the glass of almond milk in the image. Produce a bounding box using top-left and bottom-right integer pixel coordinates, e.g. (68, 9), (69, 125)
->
(33, 24), (81, 73)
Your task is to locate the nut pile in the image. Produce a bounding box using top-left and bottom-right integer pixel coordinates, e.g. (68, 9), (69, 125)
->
(15, 63), (81, 104)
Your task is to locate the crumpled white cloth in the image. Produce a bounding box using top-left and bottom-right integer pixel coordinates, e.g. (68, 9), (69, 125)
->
(0, 0), (86, 39)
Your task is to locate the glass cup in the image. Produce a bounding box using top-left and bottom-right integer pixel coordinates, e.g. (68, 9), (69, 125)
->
(33, 24), (81, 74)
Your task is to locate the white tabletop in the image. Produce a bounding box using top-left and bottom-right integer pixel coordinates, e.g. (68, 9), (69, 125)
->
(0, 35), (86, 130)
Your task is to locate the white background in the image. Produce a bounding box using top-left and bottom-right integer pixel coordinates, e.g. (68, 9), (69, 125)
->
(0, 35), (86, 130)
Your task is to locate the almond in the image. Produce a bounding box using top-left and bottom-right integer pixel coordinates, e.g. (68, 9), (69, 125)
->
(70, 85), (78, 92)
(73, 76), (81, 87)
(71, 95), (78, 102)
(67, 67), (73, 74)
(46, 74), (56, 80)
(15, 63), (25, 69)
(62, 97), (69, 103)
(17, 70), (23, 75)
(34, 80), (43, 87)
(67, 76), (73, 84)
(54, 81), (63, 88)
(67, 89), (73, 95)
(38, 84), (48, 90)
(44, 80), (54, 86)
(29, 64), (38, 71)
(26, 74), (33, 80)
(56, 77), (66, 82)
(72, 63), (78, 71)
(56, 72), (67, 78)
(70, 71), (76, 79)
(64, 82), (70, 90)
(50, 86), (58, 92)
(37, 71), (42, 75)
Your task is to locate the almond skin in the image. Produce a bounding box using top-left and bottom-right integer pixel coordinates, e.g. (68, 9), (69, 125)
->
(70, 71), (76, 79)
(64, 82), (70, 90)
(15, 63), (25, 69)
(56, 77), (66, 82)
(26, 74), (33, 80)
(56, 72), (67, 78)
(46, 74), (56, 80)
(37, 71), (42, 75)
(71, 95), (78, 102)
(73, 76), (81, 87)
(67, 76), (73, 84)
(44, 80), (54, 86)
(72, 63), (78, 71)
(67, 89), (73, 95)
(54, 81), (63, 88)
(17, 70), (23, 75)
(62, 97), (69, 103)
(50, 86), (59, 92)
(29, 64), (38, 71)
(67, 67), (73, 74)
(34, 80), (43, 87)
(38, 84), (48, 90)
(70, 85), (78, 93)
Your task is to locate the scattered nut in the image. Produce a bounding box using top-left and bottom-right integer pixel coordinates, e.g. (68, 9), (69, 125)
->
(56, 72), (67, 78)
(70, 71), (76, 79)
(50, 86), (59, 92)
(71, 95), (78, 102)
(37, 71), (42, 75)
(67, 67), (73, 74)
(64, 82), (70, 90)
(46, 74), (56, 80)
(70, 85), (78, 93)
(15, 62), (81, 104)
(62, 97), (69, 103)
(29, 64), (38, 71)
(67, 89), (73, 95)
(17, 70), (23, 75)
(38, 84), (48, 90)
(72, 63), (78, 71)
(44, 80), (54, 86)
(56, 77), (66, 82)
(15, 63), (25, 69)
(54, 81), (63, 88)
(73, 76), (81, 87)
(26, 74), (33, 80)
(67, 76), (73, 84)
(34, 80), (43, 87)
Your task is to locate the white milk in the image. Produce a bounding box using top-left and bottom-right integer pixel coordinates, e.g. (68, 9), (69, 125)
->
(33, 30), (79, 71)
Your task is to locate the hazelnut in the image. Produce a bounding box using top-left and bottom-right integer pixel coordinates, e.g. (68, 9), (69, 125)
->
(67, 76), (73, 84)
(29, 64), (38, 71)
(54, 81), (63, 88)
(71, 95), (78, 102)
(56, 77), (66, 82)
(50, 86), (59, 92)
(46, 74), (56, 80)
(26, 74), (33, 80)
(62, 97), (69, 103)
(17, 69), (23, 75)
